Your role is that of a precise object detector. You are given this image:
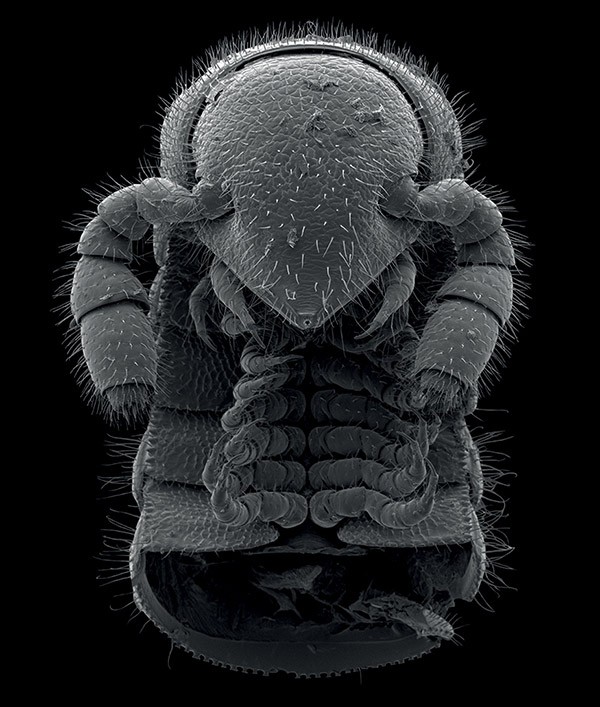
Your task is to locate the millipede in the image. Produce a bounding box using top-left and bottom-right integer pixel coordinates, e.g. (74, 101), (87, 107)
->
(63, 24), (526, 676)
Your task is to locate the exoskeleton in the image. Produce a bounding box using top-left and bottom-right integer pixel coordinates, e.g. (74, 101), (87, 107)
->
(68, 28), (521, 676)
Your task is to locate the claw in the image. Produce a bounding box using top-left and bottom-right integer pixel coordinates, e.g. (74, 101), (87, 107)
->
(416, 417), (429, 455)
(355, 253), (416, 340)
(392, 442), (428, 496)
(233, 373), (288, 401)
(240, 340), (303, 374)
(210, 259), (261, 341)
(211, 469), (252, 526)
(202, 432), (230, 492)
(415, 416), (441, 458)
(221, 390), (302, 431)
(245, 322), (266, 347)
(349, 309), (406, 351)
(189, 276), (218, 351)
(354, 306), (397, 340)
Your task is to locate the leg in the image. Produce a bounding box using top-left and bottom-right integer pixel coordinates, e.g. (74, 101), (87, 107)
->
(71, 216), (156, 418)
(310, 354), (414, 411)
(309, 472), (438, 530)
(205, 424), (307, 528)
(71, 177), (225, 418)
(382, 177), (515, 414)
(202, 333), (308, 529)
(308, 423), (436, 498)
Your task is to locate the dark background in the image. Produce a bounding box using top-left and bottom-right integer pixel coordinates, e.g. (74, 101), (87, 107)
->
(37, 5), (553, 698)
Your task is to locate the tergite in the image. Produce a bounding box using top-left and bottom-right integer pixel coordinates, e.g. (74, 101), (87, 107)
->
(67, 27), (522, 676)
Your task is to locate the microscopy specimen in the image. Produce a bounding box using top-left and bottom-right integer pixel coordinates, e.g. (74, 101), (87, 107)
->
(66, 26), (524, 675)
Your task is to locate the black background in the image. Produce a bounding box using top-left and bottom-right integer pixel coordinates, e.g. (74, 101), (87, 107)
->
(37, 4), (554, 698)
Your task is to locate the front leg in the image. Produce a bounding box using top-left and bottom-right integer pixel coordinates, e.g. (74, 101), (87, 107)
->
(71, 177), (230, 419)
(382, 177), (515, 415)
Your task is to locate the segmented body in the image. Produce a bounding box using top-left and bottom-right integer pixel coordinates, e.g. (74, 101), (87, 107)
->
(68, 30), (519, 676)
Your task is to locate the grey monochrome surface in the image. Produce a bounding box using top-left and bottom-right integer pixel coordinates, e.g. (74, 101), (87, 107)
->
(62, 24), (527, 677)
